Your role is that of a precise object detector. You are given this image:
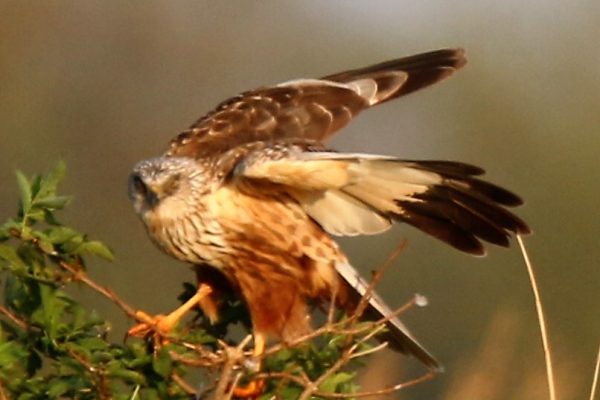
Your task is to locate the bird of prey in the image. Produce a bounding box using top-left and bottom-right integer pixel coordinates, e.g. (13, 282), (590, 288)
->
(128, 48), (529, 386)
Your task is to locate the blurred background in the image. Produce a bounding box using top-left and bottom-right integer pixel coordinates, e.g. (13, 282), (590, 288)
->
(0, 1), (598, 398)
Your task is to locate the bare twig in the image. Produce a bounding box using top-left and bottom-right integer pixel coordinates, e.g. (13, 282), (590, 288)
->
(516, 234), (556, 400)
(171, 373), (198, 396)
(209, 336), (253, 400)
(58, 260), (139, 319)
(353, 240), (407, 323)
(67, 349), (111, 400)
(258, 369), (435, 399)
(0, 305), (28, 330)
(312, 370), (436, 399)
(350, 341), (388, 360)
(298, 346), (351, 400)
(0, 378), (8, 400)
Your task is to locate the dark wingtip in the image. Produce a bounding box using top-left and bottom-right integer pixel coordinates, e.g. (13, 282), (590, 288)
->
(391, 159), (530, 254)
(321, 47), (468, 102)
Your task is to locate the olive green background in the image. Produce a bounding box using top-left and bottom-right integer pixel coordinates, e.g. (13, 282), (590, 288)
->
(1, 2), (598, 399)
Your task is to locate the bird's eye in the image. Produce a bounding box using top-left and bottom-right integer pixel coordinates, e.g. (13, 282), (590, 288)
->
(129, 174), (147, 198)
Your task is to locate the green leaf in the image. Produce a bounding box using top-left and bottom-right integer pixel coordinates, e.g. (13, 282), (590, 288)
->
(46, 379), (69, 397)
(0, 244), (27, 268)
(107, 365), (146, 385)
(46, 227), (80, 245)
(0, 341), (28, 370)
(75, 240), (114, 261)
(30, 174), (43, 199)
(76, 337), (108, 352)
(34, 196), (72, 210)
(37, 160), (66, 199)
(15, 171), (32, 216)
(31, 284), (68, 338)
(318, 371), (355, 393)
(34, 234), (56, 255)
(152, 347), (173, 378)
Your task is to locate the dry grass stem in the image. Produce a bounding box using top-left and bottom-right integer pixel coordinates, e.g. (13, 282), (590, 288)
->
(590, 345), (600, 400)
(517, 234), (556, 400)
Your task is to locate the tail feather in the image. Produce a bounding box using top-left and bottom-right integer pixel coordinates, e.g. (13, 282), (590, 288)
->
(336, 262), (441, 371)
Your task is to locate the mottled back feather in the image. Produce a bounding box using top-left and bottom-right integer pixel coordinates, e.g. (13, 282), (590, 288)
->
(165, 48), (466, 160)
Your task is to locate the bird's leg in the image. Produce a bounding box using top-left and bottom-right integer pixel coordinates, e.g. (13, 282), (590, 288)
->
(128, 284), (213, 337)
(232, 332), (266, 398)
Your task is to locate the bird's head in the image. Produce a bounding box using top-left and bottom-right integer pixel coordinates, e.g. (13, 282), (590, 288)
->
(128, 156), (203, 220)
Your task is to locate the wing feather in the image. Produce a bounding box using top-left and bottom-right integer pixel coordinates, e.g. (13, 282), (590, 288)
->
(166, 48), (466, 159)
(235, 149), (530, 255)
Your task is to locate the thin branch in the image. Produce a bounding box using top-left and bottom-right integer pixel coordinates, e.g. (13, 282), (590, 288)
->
(516, 235), (556, 400)
(298, 346), (351, 400)
(0, 306), (28, 330)
(311, 370), (436, 399)
(350, 341), (388, 360)
(171, 373), (198, 396)
(0, 378), (8, 400)
(67, 349), (111, 400)
(58, 260), (139, 319)
(258, 369), (435, 399)
(353, 241), (407, 324)
(209, 336), (253, 400)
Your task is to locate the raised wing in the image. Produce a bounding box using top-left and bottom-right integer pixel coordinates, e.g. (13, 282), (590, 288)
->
(165, 48), (466, 159)
(233, 148), (530, 255)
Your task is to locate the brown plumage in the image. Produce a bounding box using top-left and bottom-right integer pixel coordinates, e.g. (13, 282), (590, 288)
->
(128, 48), (529, 372)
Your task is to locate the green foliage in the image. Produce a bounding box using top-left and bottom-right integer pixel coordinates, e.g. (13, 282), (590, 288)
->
(0, 163), (372, 399)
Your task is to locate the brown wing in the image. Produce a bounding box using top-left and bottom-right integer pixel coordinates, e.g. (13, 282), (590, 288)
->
(233, 148), (530, 255)
(165, 48), (466, 159)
